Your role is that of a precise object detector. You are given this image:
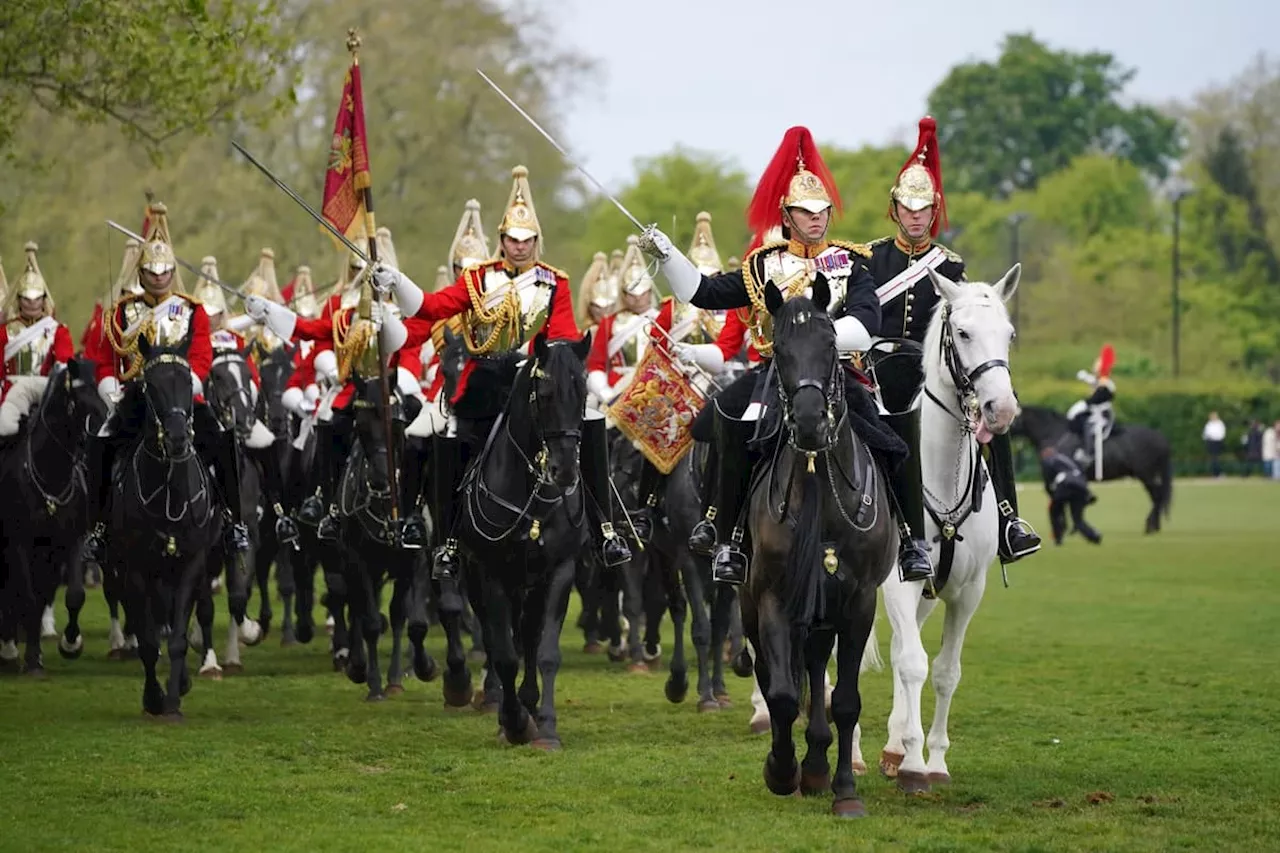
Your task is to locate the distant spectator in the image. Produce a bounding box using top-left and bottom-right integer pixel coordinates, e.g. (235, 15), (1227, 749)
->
(1203, 412), (1227, 478)
(1243, 420), (1264, 477)
(1267, 420), (1280, 480)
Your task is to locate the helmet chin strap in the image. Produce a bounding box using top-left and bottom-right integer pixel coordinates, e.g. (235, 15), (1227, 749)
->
(782, 208), (829, 245)
(891, 204), (936, 248)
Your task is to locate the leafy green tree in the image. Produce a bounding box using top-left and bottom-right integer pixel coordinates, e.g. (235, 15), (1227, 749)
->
(927, 33), (1182, 196)
(0, 0), (295, 157)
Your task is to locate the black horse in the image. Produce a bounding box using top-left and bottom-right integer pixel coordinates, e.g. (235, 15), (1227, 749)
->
(336, 378), (440, 701)
(456, 333), (592, 748)
(1013, 404), (1173, 533)
(0, 360), (106, 674)
(745, 282), (896, 817)
(110, 342), (224, 718)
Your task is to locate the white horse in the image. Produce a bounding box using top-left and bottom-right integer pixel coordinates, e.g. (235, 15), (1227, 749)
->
(868, 264), (1021, 792)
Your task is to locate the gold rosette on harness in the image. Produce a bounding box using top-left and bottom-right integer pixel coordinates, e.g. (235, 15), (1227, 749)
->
(606, 343), (706, 474)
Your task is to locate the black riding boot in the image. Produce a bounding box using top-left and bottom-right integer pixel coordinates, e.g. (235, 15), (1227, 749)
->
(986, 432), (1042, 563)
(581, 416), (632, 567)
(80, 433), (116, 565)
(255, 443), (299, 551)
(400, 436), (427, 551)
(882, 410), (934, 584)
(297, 421), (329, 526)
(688, 440), (719, 555)
(710, 415), (756, 587)
(215, 429), (252, 553)
(429, 435), (463, 580)
(632, 458), (664, 544)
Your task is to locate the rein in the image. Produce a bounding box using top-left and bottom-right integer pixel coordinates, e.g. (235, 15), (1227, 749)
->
(24, 368), (88, 516)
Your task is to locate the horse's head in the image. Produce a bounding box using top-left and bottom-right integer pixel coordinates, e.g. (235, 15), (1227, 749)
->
(926, 265), (1020, 435)
(531, 332), (591, 490)
(353, 377), (396, 496)
(137, 337), (195, 459)
(206, 354), (256, 440)
(44, 358), (108, 437)
(256, 344), (295, 436)
(440, 326), (467, 403)
(765, 277), (840, 453)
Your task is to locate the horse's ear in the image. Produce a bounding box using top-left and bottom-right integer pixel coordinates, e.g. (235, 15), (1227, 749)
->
(811, 273), (831, 314)
(926, 267), (962, 303)
(573, 331), (592, 361)
(533, 331), (548, 362)
(764, 282), (784, 316)
(67, 359), (80, 382)
(994, 263), (1021, 303)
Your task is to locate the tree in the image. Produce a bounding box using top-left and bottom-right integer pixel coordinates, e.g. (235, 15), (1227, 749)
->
(0, 0), (295, 158)
(926, 33), (1182, 196)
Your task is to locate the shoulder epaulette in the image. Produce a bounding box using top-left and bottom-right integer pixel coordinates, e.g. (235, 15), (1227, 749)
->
(744, 240), (787, 268)
(936, 242), (963, 264)
(536, 261), (570, 281)
(867, 235), (894, 248)
(830, 239), (872, 259)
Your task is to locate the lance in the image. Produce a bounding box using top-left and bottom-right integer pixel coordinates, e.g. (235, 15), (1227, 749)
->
(106, 220), (245, 300)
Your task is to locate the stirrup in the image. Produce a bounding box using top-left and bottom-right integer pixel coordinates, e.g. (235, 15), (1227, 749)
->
(226, 521), (252, 553)
(274, 505), (300, 551)
(688, 507), (717, 556)
(317, 507), (340, 542)
(712, 543), (747, 586)
(630, 508), (654, 544)
(81, 523), (108, 565)
(401, 514), (427, 551)
(999, 515), (1042, 563)
(432, 540), (458, 581)
(600, 523), (631, 567)
(897, 537), (934, 584)
(298, 493), (326, 526)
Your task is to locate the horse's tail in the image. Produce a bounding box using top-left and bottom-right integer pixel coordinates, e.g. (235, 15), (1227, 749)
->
(1160, 448), (1174, 518)
(860, 610), (884, 673)
(785, 471), (824, 633)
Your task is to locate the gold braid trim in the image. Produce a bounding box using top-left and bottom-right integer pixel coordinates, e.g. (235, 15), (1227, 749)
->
(461, 263), (521, 355)
(104, 296), (151, 381)
(829, 239), (873, 259)
(741, 242), (804, 358)
(332, 307), (373, 384)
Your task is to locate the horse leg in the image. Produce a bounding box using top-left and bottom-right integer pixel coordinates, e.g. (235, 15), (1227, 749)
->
(830, 596), (877, 819)
(485, 577), (533, 744)
(1141, 474), (1162, 533)
(575, 554), (602, 652)
(756, 595), (801, 796)
(277, 547), (297, 646)
(323, 564), (350, 671)
(406, 559), (438, 685)
(105, 570), (125, 659)
(664, 555), (689, 704)
(800, 627), (837, 798)
(880, 574), (932, 793)
(599, 563), (625, 661)
(295, 553), (316, 645)
(621, 553), (646, 671)
(642, 553), (667, 665)
(532, 557), (576, 750)
(59, 549), (85, 660)
(163, 558), (200, 717)
(925, 579), (986, 785)
(13, 549), (45, 676)
(684, 555), (715, 711)
(195, 579), (222, 679)
(712, 582), (739, 703)
(517, 570), (548, 717)
(130, 571), (164, 716)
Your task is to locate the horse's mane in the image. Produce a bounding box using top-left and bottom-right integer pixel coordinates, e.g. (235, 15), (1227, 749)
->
(536, 339), (586, 415)
(772, 294), (835, 349)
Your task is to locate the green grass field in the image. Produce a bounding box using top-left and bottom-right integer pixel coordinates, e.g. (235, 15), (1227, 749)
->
(2, 479), (1278, 852)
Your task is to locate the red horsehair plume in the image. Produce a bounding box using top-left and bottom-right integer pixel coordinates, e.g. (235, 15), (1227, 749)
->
(746, 126), (842, 237)
(893, 116), (948, 238)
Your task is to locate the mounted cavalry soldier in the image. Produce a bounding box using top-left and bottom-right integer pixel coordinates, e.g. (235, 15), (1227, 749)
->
(81, 202), (254, 565)
(1067, 343), (1116, 478)
(0, 243), (74, 439)
(245, 227), (431, 549)
(626, 212), (731, 541)
(866, 117), (1040, 570)
(586, 235), (659, 408)
(378, 164), (633, 580)
(638, 126), (916, 587)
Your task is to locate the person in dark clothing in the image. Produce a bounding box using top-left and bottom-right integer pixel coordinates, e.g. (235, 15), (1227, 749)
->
(1039, 446), (1100, 545)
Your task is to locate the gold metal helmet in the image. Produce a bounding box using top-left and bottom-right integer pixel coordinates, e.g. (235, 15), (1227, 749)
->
(889, 117), (947, 237)
(112, 238), (143, 300)
(618, 235), (654, 298)
(376, 226), (399, 271)
(139, 202), (180, 285)
(687, 211), (723, 276)
(241, 247), (283, 303)
(433, 265), (452, 293)
(607, 247), (624, 282)
(7, 242), (55, 319)
(782, 162), (834, 214)
(498, 165), (542, 250)
(575, 251), (616, 326)
(726, 255), (741, 273)
(195, 256), (228, 317)
(450, 199), (491, 270)
(292, 265), (320, 319)
(892, 161), (938, 212)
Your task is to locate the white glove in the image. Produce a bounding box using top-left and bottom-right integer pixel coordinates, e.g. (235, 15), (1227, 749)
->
(97, 376), (122, 407)
(314, 350), (339, 385)
(374, 264), (426, 317)
(396, 366), (422, 399)
(675, 342), (725, 374)
(637, 226), (675, 260)
(304, 383), (320, 406)
(1076, 369), (1096, 384)
(244, 295), (268, 321)
(372, 263), (396, 295)
(281, 386), (305, 416)
(225, 314), (255, 333)
(673, 343), (698, 366)
(587, 370), (612, 404)
(834, 316), (872, 352)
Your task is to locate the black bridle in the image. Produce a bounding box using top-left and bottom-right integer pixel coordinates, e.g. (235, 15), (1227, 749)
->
(776, 314), (847, 462)
(141, 353), (196, 461)
(925, 303), (1011, 429)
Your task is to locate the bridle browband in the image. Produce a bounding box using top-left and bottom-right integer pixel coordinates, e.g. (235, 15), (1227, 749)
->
(142, 352), (195, 459)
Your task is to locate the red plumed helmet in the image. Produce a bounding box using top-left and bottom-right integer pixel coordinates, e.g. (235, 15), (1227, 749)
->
(1095, 343), (1116, 379)
(890, 116), (947, 238)
(746, 126), (842, 237)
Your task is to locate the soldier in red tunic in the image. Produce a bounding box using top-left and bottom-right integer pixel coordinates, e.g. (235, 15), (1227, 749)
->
(0, 242), (74, 438)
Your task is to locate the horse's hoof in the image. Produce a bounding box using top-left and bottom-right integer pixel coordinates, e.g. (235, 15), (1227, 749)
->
(697, 698), (721, 713)
(280, 628), (297, 647)
(501, 715), (538, 746)
(800, 770), (831, 797)
(664, 676), (688, 704)
(532, 737), (561, 752)
(365, 691), (385, 703)
(412, 653), (439, 683)
(199, 667), (223, 681)
(296, 622), (314, 645)
(832, 797), (867, 819)
(106, 648), (123, 661)
(332, 650), (349, 672)
(222, 662), (244, 676)
(897, 770), (931, 795)
(732, 648), (754, 678)
(852, 759), (868, 776)
(749, 715), (770, 735)
(443, 676), (474, 709)
(607, 645), (627, 663)
(715, 692), (733, 709)
(346, 663), (367, 685)
(627, 662), (649, 675)
(879, 750), (904, 778)
(582, 642), (603, 655)
(927, 771), (952, 786)
(239, 620), (263, 647)
(161, 711), (185, 724)
(24, 666), (47, 679)
(384, 684), (405, 697)
(763, 755), (801, 796)
(58, 636), (84, 660)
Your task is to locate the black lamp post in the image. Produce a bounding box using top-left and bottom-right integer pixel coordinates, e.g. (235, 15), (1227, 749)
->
(1007, 212), (1028, 347)
(1169, 181), (1193, 379)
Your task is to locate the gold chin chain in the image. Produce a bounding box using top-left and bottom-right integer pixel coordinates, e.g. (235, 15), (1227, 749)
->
(462, 268), (521, 355)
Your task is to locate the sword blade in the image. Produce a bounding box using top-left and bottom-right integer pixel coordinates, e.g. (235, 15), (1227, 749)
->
(105, 220), (241, 299)
(230, 140), (372, 265)
(475, 68), (646, 232)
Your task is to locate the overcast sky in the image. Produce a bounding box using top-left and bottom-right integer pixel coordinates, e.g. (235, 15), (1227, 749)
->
(521, 0), (1275, 191)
